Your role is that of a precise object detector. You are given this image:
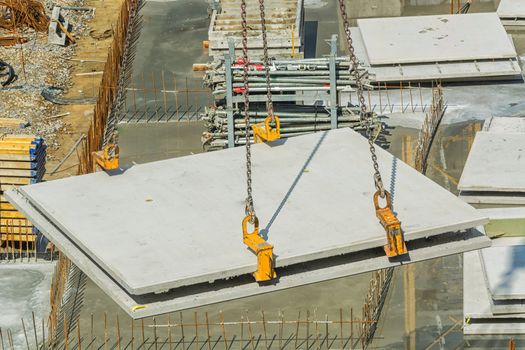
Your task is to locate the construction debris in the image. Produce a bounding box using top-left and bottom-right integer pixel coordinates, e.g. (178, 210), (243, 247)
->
(0, 0), (48, 32)
(48, 6), (74, 46)
(0, 58), (16, 86)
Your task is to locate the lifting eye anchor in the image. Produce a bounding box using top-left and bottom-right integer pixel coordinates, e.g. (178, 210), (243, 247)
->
(242, 214), (277, 282)
(92, 144), (120, 172)
(374, 190), (408, 258)
(252, 116), (281, 144)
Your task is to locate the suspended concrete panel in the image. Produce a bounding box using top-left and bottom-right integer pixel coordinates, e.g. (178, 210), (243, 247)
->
(7, 129), (490, 317)
(9, 187), (489, 319)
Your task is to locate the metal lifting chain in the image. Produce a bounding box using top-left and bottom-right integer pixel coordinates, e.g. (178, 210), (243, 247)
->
(338, 0), (386, 198)
(258, 0), (274, 120)
(241, 0), (255, 219)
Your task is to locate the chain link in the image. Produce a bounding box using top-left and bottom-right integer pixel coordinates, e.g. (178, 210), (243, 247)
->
(240, 0), (255, 219)
(338, 0), (385, 197)
(258, 0), (274, 120)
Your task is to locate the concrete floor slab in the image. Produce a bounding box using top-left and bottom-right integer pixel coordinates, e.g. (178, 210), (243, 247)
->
(459, 132), (525, 203)
(498, 0), (525, 19)
(464, 250), (525, 319)
(7, 129), (488, 296)
(464, 249), (525, 335)
(351, 27), (521, 82)
(8, 184), (490, 319)
(478, 208), (525, 221)
(483, 117), (525, 133)
(357, 13), (516, 65)
(481, 245), (525, 300)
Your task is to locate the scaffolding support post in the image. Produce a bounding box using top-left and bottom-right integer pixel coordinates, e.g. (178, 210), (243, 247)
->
(329, 34), (338, 129)
(225, 52), (235, 148)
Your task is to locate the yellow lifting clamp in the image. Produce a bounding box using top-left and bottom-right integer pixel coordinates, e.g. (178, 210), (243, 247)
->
(374, 190), (408, 258)
(242, 215), (277, 282)
(252, 116), (281, 143)
(93, 144), (119, 172)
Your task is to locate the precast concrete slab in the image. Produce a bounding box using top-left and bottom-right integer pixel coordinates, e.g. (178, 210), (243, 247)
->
(464, 250), (525, 319)
(481, 244), (525, 300)
(350, 26), (521, 82)
(464, 248), (525, 335)
(478, 208), (525, 221)
(459, 132), (525, 204)
(8, 184), (490, 319)
(7, 129), (488, 296)
(498, 0), (525, 20)
(483, 117), (525, 133)
(357, 13), (516, 65)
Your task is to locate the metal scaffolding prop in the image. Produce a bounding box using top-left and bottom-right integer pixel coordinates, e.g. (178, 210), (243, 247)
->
(202, 35), (379, 149)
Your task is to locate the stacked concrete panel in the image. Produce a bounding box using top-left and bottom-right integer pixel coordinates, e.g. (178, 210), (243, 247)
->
(0, 135), (46, 250)
(351, 13), (522, 82)
(6, 129), (490, 318)
(464, 237), (525, 335)
(498, 0), (525, 26)
(459, 117), (525, 204)
(207, 0), (304, 60)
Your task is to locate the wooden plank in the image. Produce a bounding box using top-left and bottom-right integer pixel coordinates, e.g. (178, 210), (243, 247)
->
(0, 233), (36, 242)
(0, 175), (43, 185)
(1, 210), (28, 219)
(0, 135), (36, 141)
(0, 151), (44, 161)
(0, 118), (29, 128)
(0, 202), (16, 210)
(0, 218), (32, 227)
(0, 168), (44, 177)
(0, 159), (41, 170)
(0, 226), (33, 234)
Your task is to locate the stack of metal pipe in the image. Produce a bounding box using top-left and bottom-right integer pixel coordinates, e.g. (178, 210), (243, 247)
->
(201, 105), (381, 150)
(201, 56), (378, 150)
(203, 57), (373, 98)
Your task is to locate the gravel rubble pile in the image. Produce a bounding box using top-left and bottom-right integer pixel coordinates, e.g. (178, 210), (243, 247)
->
(0, 0), (95, 150)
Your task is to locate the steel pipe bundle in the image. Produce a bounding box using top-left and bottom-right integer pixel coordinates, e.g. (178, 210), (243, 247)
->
(201, 106), (380, 150)
(204, 56), (373, 99)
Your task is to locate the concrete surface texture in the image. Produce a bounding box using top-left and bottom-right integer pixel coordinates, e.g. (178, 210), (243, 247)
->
(458, 132), (525, 193)
(6, 186), (489, 318)
(357, 13), (516, 65)
(8, 128), (487, 296)
(481, 245), (525, 300)
(117, 122), (206, 165)
(483, 116), (525, 133)
(0, 263), (55, 348)
(498, 0), (525, 18)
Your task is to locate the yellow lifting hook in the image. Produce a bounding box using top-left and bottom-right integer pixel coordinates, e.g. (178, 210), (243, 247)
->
(374, 190), (408, 258)
(93, 144), (120, 172)
(252, 116), (281, 143)
(242, 215), (277, 282)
